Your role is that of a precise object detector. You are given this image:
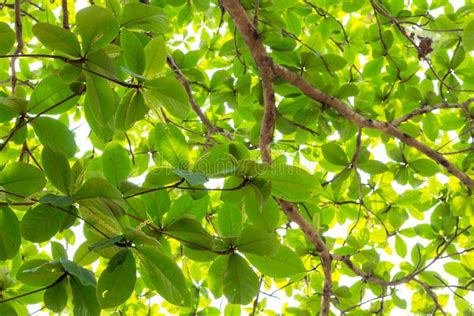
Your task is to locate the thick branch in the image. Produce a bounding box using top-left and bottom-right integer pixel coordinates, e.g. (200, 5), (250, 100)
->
(273, 65), (474, 188)
(220, 1), (332, 314)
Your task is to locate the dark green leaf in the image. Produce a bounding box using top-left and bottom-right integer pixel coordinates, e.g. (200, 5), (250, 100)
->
(134, 245), (191, 306)
(97, 250), (136, 308)
(70, 276), (101, 316)
(223, 254), (259, 305)
(236, 225), (279, 256)
(30, 219), (65, 248)
(0, 22), (15, 54)
(60, 257), (96, 287)
(0, 206), (21, 260)
(120, 29), (146, 75)
(44, 277), (68, 313)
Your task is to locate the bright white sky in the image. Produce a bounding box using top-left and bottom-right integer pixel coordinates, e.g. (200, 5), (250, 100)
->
(26, 0), (471, 315)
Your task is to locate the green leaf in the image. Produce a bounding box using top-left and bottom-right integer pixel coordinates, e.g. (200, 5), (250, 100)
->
(144, 167), (182, 187)
(76, 5), (119, 53)
(260, 165), (321, 201)
(70, 276), (101, 316)
(208, 255), (228, 298)
(409, 159), (439, 177)
(32, 23), (81, 57)
(85, 73), (116, 127)
(164, 194), (208, 225)
(218, 203), (244, 237)
(88, 235), (125, 251)
(321, 143), (349, 166)
(236, 225), (279, 256)
(32, 117), (77, 158)
(41, 146), (72, 195)
(101, 142), (131, 187)
(172, 169), (208, 186)
(362, 58), (384, 78)
(115, 90), (148, 130)
(17, 260), (64, 286)
(120, 29), (146, 75)
(245, 246), (306, 278)
(20, 204), (64, 242)
(422, 112), (439, 142)
(151, 122), (189, 168)
(0, 303), (17, 316)
(358, 160), (388, 174)
(395, 235), (407, 258)
(44, 277), (68, 313)
(134, 245), (191, 306)
(144, 77), (191, 119)
(60, 257), (96, 287)
(27, 75), (80, 115)
(0, 206), (21, 260)
(223, 254), (259, 305)
(450, 195), (472, 216)
(144, 37), (167, 78)
(462, 20), (474, 51)
(165, 218), (214, 250)
(306, 53), (347, 73)
(120, 3), (168, 34)
(444, 262), (471, 278)
(0, 22), (15, 54)
(97, 250), (136, 308)
(0, 162), (46, 196)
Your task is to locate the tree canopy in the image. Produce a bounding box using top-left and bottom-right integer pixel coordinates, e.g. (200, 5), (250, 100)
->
(0, 0), (473, 315)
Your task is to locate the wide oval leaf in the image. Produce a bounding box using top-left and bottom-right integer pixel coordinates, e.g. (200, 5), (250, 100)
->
(76, 5), (119, 54)
(245, 246), (306, 278)
(0, 162), (46, 196)
(134, 245), (191, 307)
(144, 77), (191, 119)
(32, 23), (81, 57)
(97, 250), (136, 308)
(21, 204), (64, 242)
(223, 254), (259, 305)
(32, 117), (77, 158)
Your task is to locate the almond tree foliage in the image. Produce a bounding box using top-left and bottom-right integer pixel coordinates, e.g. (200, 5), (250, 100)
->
(0, 0), (473, 315)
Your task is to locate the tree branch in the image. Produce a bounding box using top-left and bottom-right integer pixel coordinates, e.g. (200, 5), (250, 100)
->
(61, 0), (69, 29)
(0, 274), (67, 304)
(273, 64), (474, 188)
(11, 0), (24, 93)
(219, 1), (332, 314)
(166, 55), (231, 138)
(392, 98), (474, 126)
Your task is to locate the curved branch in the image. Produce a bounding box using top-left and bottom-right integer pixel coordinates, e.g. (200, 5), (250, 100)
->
(273, 64), (474, 188)
(392, 98), (474, 126)
(166, 55), (231, 138)
(219, 1), (332, 314)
